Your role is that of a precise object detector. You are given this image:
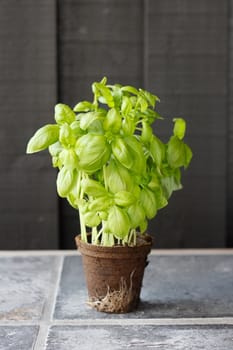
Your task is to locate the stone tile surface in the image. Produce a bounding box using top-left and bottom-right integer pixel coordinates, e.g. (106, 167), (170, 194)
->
(46, 325), (233, 350)
(0, 256), (59, 320)
(0, 326), (39, 350)
(1, 252), (233, 349)
(54, 255), (233, 319)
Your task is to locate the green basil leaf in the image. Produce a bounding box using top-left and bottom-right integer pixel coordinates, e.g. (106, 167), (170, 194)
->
(56, 167), (76, 198)
(112, 137), (134, 169)
(141, 122), (153, 143)
(124, 136), (146, 174)
(167, 136), (187, 168)
(100, 76), (107, 85)
(130, 96), (137, 107)
(121, 96), (132, 115)
(167, 136), (193, 168)
(93, 82), (114, 108)
(52, 156), (62, 168)
(103, 108), (121, 133)
(137, 96), (148, 112)
(76, 134), (110, 173)
(161, 174), (183, 199)
(173, 118), (186, 140)
(121, 85), (139, 95)
(174, 167), (181, 184)
(59, 148), (79, 169)
(184, 143), (193, 168)
(99, 211), (108, 220)
(67, 191), (79, 209)
(76, 199), (88, 212)
(26, 124), (59, 154)
(148, 173), (161, 190)
(122, 116), (135, 135)
(59, 124), (76, 147)
(81, 178), (108, 197)
(89, 196), (113, 211)
(109, 85), (122, 107)
(150, 135), (165, 166)
(49, 141), (63, 157)
(140, 187), (157, 219)
(141, 109), (163, 123)
(114, 191), (135, 207)
(73, 101), (95, 112)
(55, 104), (76, 125)
(154, 188), (168, 210)
(105, 160), (134, 193)
(140, 219), (148, 234)
(154, 111), (163, 119)
(70, 121), (85, 138)
(107, 206), (130, 239)
(84, 211), (101, 227)
(127, 203), (145, 228)
(87, 119), (104, 133)
(139, 89), (156, 108)
(79, 111), (105, 130)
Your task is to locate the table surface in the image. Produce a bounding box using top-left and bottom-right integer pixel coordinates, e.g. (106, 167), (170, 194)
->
(0, 249), (233, 350)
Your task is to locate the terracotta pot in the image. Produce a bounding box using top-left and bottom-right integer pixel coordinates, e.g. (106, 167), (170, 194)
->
(75, 234), (152, 313)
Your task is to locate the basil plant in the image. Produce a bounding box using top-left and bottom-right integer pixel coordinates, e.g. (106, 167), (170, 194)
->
(27, 77), (192, 246)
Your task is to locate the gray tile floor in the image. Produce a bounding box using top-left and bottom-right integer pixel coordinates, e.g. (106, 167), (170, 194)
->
(0, 250), (233, 349)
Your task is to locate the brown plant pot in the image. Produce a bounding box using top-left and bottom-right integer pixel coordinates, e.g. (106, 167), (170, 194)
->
(75, 234), (152, 313)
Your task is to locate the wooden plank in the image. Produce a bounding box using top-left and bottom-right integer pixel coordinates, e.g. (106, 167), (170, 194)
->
(155, 95), (226, 137)
(146, 0), (227, 14)
(146, 55), (226, 96)
(150, 175), (226, 248)
(58, 0), (143, 103)
(0, 1), (58, 249)
(227, 0), (233, 246)
(145, 0), (228, 247)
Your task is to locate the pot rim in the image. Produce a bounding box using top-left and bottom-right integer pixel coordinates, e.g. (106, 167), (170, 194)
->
(75, 233), (152, 258)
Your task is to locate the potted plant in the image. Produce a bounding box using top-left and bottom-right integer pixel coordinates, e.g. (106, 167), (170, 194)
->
(26, 77), (192, 313)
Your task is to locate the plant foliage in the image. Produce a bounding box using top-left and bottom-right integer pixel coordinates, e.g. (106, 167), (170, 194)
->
(26, 77), (192, 246)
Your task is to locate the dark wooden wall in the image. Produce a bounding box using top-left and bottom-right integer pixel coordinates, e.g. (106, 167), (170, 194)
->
(0, 0), (59, 249)
(0, 0), (230, 249)
(145, 0), (228, 248)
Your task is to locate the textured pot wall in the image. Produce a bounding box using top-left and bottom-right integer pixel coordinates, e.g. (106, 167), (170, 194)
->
(0, 0), (231, 248)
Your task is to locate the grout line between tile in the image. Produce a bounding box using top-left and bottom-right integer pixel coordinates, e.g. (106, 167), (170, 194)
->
(1, 249), (233, 257)
(42, 255), (64, 321)
(51, 317), (233, 326)
(149, 249), (233, 255)
(33, 255), (64, 350)
(1, 317), (233, 328)
(33, 324), (49, 350)
(0, 250), (80, 257)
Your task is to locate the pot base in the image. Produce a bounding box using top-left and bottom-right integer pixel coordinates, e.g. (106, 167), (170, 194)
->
(87, 271), (137, 313)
